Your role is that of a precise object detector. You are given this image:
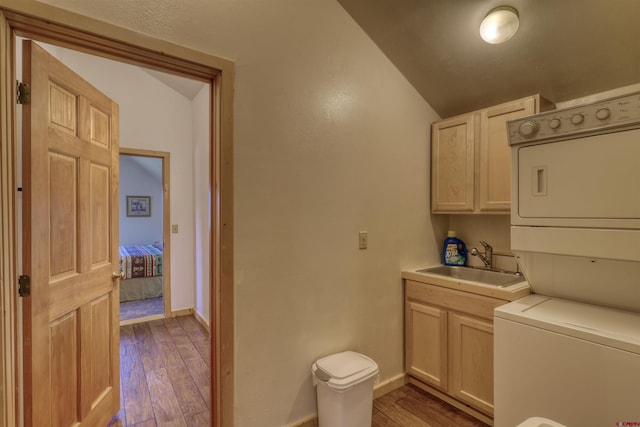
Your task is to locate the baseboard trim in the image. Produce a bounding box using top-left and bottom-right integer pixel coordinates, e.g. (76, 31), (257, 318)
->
(373, 372), (407, 399)
(194, 310), (210, 331)
(170, 308), (194, 318)
(288, 372), (407, 427)
(119, 307), (199, 326)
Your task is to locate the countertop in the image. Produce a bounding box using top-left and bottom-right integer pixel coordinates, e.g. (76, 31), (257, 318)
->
(402, 266), (531, 301)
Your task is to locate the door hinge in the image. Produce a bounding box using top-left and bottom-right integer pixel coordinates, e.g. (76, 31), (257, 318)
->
(18, 275), (31, 297)
(17, 81), (31, 105)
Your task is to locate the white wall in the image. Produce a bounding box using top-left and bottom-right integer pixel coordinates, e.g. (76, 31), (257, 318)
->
(119, 156), (164, 246)
(40, 45), (200, 313)
(35, 0), (443, 425)
(230, 5), (441, 422)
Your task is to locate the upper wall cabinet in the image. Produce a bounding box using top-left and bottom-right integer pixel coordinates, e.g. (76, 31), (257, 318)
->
(431, 95), (553, 214)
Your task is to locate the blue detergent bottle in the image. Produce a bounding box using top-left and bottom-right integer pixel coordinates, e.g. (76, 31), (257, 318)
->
(442, 231), (467, 266)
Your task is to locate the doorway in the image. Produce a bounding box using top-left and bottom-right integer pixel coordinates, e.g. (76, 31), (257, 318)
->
(0, 6), (234, 427)
(119, 150), (171, 324)
(17, 37), (209, 425)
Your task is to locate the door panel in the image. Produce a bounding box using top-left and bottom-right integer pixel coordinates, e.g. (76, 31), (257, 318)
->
(50, 312), (78, 426)
(49, 152), (78, 277)
(86, 295), (112, 410)
(22, 40), (120, 427)
(90, 163), (110, 264)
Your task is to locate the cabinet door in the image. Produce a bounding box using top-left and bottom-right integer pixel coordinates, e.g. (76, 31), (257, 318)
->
(406, 301), (448, 391)
(449, 312), (494, 415)
(479, 97), (536, 211)
(431, 114), (475, 212)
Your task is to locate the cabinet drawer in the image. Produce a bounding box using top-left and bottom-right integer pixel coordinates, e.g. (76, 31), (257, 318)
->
(406, 280), (504, 320)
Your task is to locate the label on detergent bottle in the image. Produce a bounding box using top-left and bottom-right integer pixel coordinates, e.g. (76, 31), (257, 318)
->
(443, 231), (467, 266)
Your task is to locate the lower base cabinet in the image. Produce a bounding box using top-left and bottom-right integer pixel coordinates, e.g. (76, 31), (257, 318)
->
(405, 279), (507, 424)
(406, 301), (448, 390)
(449, 312), (494, 415)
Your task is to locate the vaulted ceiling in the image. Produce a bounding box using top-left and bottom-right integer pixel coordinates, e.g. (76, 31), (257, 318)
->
(337, 0), (640, 117)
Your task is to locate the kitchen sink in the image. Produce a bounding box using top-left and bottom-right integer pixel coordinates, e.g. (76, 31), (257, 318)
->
(416, 265), (525, 287)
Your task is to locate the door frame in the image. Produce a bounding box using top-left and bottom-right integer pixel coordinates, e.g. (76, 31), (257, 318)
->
(119, 148), (172, 320)
(0, 2), (234, 427)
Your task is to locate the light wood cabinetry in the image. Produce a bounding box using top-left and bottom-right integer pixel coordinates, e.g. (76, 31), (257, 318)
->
(431, 114), (475, 212)
(449, 312), (494, 415)
(405, 279), (509, 424)
(431, 95), (553, 213)
(406, 301), (448, 390)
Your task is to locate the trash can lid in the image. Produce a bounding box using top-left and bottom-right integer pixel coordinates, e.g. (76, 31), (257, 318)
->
(517, 417), (567, 427)
(314, 351), (378, 390)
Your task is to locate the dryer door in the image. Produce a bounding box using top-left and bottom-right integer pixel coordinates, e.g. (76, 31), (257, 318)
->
(512, 128), (640, 229)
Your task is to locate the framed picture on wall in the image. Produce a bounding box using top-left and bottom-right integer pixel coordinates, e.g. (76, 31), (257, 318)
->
(126, 196), (151, 217)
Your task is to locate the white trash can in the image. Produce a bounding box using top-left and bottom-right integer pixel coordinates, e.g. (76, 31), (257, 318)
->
(311, 351), (379, 427)
(517, 417), (567, 427)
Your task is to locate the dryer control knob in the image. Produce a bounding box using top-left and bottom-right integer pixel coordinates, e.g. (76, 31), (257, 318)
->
(596, 108), (611, 120)
(519, 120), (539, 137)
(549, 118), (561, 130)
(571, 113), (585, 125)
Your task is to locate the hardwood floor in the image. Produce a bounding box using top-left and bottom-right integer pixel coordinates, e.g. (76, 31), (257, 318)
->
(373, 384), (490, 427)
(109, 317), (486, 427)
(120, 297), (164, 321)
(109, 315), (210, 426)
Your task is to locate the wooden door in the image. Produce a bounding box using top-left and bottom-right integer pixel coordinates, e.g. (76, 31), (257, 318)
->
(449, 312), (494, 415)
(22, 40), (120, 427)
(405, 301), (448, 391)
(431, 114), (475, 213)
(479, 97), (536, 212)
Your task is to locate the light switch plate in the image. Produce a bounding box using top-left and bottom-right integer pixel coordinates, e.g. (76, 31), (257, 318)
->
(172, 224), (178, 233)
(359, 231), (368, 249)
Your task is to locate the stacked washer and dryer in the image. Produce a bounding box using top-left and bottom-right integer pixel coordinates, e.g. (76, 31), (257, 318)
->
(494, 92), (640, 426)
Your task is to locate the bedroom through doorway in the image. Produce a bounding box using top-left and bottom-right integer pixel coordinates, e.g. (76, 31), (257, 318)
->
(119, 150), (170, 323)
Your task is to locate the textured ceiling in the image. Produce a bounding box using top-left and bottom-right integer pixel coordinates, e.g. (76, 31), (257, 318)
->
(337, 0), (640, 117)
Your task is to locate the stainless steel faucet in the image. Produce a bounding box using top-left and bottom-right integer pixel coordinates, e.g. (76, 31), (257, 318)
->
(470, 240), (493, 269)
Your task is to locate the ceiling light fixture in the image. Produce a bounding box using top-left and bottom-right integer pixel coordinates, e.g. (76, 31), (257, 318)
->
(479, 6), (519, 44)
